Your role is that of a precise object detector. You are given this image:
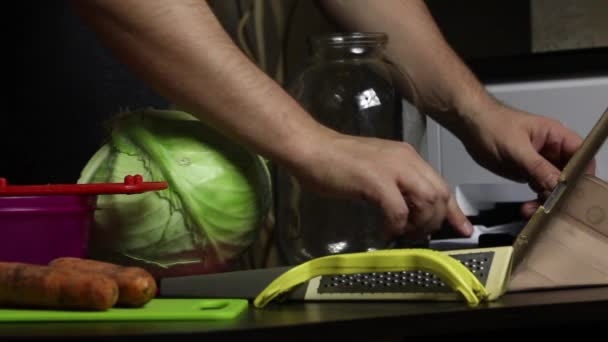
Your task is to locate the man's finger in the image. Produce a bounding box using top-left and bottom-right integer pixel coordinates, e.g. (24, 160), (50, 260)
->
(372, 184), (409, 237)
(516, 145), (561, 192)
(445, 196), (473, 237)
(521, 200), (540, 219)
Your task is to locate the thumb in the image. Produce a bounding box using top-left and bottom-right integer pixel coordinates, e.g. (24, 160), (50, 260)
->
(515, 145), (561, 192)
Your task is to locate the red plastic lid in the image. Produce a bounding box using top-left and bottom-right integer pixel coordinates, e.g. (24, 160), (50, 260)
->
(0, 174), (168, 196)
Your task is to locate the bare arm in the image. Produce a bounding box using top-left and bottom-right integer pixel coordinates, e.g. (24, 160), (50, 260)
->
(71, 0), (329, 170)
(319, 0), (590, 209)
(71, 0), (472, 238)
(318, 0), (494, 135)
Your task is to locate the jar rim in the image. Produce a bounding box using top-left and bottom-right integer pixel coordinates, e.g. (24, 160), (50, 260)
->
(310, 32), (388, 48)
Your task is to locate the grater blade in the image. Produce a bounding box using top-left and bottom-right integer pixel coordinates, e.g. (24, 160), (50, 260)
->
(161, 246), (513, 302)
(302, 247), (513, 302)
(317, 252), (493, 294)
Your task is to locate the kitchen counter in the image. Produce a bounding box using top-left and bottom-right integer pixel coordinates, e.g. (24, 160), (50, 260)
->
(2, 286), (608, 340)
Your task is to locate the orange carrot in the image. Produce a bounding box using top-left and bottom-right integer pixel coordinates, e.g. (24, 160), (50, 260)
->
(50, 257), (157, 307)
(0, 262), (118, 311)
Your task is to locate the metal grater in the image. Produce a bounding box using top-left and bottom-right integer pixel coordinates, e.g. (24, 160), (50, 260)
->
(317, 252), (493, 294)
(160, 246), (513, 302)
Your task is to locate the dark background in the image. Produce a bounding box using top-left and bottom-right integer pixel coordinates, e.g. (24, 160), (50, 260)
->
(2, 1), (169, 185)
(2, 0), (603, 185)
(426, 0), (531, 59)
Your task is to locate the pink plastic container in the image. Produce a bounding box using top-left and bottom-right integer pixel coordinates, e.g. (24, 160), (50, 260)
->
(0, 175), (167, 265)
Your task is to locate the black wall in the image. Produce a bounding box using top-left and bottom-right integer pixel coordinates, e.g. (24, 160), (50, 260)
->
(426, 0), (531, 59)
(2, 1), (169, 185)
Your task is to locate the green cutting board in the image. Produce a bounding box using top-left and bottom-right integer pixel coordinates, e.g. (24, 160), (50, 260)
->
(0, 298), (248, 322)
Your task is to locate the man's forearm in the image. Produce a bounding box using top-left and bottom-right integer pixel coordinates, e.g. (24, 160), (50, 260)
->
(71, 0), (330, 168)
(318, 0), (496, 133)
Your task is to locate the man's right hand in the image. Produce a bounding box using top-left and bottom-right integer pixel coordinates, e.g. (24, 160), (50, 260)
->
(288, 131), (473, 240)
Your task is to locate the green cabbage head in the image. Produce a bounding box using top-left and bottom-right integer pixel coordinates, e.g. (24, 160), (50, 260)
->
(78, 108), (272, 274)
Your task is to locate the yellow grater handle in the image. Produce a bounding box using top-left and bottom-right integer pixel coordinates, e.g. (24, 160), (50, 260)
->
(254, 249), (489, 308)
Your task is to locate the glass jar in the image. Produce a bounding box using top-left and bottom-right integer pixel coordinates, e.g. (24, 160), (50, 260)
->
(275, 32), (426, 265)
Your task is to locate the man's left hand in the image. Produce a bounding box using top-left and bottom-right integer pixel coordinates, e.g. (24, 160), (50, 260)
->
(459, 103), (595, 218)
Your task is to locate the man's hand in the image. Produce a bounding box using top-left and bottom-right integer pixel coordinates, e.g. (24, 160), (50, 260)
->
(318, 0), (594, 222)
(459, 102), (595, 217)
(288, 131), (473, 239)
